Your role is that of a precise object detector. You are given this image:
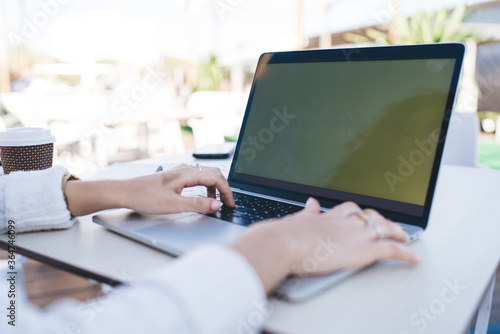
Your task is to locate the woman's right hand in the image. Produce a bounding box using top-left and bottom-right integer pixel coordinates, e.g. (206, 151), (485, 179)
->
(230, 197), (421, 294)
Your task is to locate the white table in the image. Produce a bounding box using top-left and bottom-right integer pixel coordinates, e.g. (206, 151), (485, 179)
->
(2, 163), (500, 334)
(266, 165), (500, 334)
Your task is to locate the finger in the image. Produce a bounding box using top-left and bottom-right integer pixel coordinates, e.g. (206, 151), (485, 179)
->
(220, 192), (231, 206)
(175, 196), (222, 213)
(343, 215), (367, 227)
(203, 168), (234, 207)
(367, 242), (421, 264)
(328, 201), (361, 217)
(323, 218), (407, 243)
(362, 209), (386, 222)
(179, 168), (235, 207)
(295, 241), (420, 277)
(303, 197), (321, 213)
(370, 219), (409, 243)
(354, 209), (408, 243)
(173, 163), (189, 170)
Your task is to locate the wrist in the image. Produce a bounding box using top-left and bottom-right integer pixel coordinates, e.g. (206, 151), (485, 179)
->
(65, 179), (128, 216)
(112, 178), (141, 210)
(230, 223), (297, 294)
(61, 174), (80, 217)
(103, 179), (138, 211)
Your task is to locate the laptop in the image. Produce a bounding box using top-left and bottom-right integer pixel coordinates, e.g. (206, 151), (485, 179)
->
(93, 43), (465, 301)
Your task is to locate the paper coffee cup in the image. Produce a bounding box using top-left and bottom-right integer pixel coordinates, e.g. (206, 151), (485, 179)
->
(0, 127), (56, 174)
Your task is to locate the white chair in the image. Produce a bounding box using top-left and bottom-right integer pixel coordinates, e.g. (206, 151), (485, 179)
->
(442, 111), (481, 167)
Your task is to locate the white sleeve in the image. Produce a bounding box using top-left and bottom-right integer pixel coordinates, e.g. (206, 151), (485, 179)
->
(1, 245), (268, 334)
(0, 166), (75, 234)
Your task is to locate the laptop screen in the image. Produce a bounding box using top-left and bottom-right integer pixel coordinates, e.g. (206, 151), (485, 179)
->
(229, 45), (463, 222)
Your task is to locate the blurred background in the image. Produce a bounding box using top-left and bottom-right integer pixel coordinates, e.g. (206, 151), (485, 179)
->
(0, 0), (499, 175)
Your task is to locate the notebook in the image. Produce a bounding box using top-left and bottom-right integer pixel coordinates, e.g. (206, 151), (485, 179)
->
(94, 43), (465, 301)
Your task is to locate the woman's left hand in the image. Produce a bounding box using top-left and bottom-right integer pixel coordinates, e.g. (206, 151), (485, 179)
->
(65, 164), (234, 216)
(120, 164), (235, 214)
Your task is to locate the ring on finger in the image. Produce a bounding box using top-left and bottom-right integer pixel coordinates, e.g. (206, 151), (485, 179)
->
(372, 221), (384, 239)
(354, 210), (373, 225)
(195, 163), (202, 171)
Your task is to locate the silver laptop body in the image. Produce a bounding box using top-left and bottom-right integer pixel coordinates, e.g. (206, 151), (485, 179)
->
(94, 43), (465, 301)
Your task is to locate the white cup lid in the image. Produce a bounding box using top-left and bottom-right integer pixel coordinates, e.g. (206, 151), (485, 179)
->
(0, 127), (55, 147)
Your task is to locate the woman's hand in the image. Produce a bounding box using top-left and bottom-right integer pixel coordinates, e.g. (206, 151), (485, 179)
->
(65, 164), (234, 216)
(122, 164), (235, 214)
(65, 164), (420, 295)
(230, 198), (420, 294)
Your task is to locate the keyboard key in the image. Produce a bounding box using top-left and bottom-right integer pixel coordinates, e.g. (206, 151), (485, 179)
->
(208, 192), (303, 225)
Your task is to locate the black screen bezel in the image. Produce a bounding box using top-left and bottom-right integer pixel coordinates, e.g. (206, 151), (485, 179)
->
(227, 43), (465, 229)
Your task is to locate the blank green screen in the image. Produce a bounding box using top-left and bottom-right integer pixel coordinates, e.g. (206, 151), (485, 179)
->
(234, 59), (455, 206)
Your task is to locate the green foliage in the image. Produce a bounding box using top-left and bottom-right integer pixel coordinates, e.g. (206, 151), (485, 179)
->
(345, 5), (483, 45)
(195, 55), (224, 91)
(180, 125), (193, 135)
(479, 137), (500, 170)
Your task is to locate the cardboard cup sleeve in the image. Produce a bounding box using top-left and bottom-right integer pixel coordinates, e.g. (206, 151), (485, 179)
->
(1, 143), (54, 174)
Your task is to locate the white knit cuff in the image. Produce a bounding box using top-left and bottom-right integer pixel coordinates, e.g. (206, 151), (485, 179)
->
(1, 165), (75, 233)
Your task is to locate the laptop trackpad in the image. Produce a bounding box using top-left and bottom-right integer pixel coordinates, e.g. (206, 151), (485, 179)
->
(134, 214), (246, 255)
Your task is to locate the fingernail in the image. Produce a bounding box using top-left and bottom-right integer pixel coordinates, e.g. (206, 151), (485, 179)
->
(211, 201), (221, 211)
(413, 253), (422, 262)
(305, 197), (314, 208)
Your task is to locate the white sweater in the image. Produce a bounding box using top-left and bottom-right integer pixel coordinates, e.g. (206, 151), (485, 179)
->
(0, 166), (266, 334)
(0, 166), (74, 234)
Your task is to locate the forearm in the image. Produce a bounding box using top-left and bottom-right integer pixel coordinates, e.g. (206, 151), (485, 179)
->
(65, 180), (128, 216)
(63, 165), (233, 218)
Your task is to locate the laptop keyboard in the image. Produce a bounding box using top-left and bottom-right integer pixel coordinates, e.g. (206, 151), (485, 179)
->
(208, 192), (304, 226)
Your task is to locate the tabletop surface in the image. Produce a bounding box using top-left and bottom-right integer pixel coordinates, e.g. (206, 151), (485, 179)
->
(2, 161), (500, 334)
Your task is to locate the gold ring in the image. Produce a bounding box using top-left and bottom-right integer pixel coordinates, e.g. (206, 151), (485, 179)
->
(355, 210), (372, 225)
